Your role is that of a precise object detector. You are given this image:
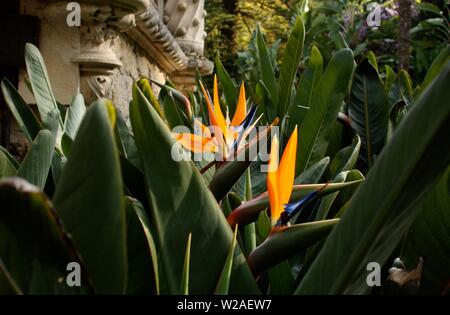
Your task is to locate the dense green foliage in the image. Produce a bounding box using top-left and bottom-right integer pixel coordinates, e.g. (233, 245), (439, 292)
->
(1, 6), (449, 294)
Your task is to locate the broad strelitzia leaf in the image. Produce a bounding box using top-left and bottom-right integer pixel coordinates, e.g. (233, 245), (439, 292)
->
(348, 59), (388, 169)
(295, 62), (450, 294)
(137, 79), (164, 119)
(180, 233), (192, 295)
(289, 45), (323, 134)
(227, 180), (363, 228)
(315, 170), (365, 221)
(53, 99), (126, 294)
(420, 45), (450, 94)
(0, 177), (90, 294)
(295, 157), (330, 184)
(297, 49), (354, 174)
(329, 136), (361, 178)
(17, 110), (59, 189)
(0, 258), (22, 294)
(401, 168), (450, 294)
(0, 146), (17, 178)
(215, 54), (238, 114)
(215, 225), (238, 295)
(125, 197), (159, 295)
(248, 219), (339, 276)
(1, 78), (41, 142)
(129, 83), (259, 294)
(24, 43), (63, 128)
(278, 16), (305, 117)
(64, 93), (86, 141)
(115, 112), (141, 170)
(255, 26), (278, 105)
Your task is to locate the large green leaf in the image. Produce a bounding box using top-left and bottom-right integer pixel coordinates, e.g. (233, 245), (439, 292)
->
(125, 197), (159, 295)
(129, 83), (259, 294)
(215, 54), (238, 114)
(53, 99), (126, 294)
(296, 49), (354, 174)
(0, 177), (90, 294)
(64, 93), (86, 141)
(255, 26), (278, 105)
(288, 45), (323, 135)
(17, 110), (59, 189)
(0, 147), (17, 178)
(248, 219), (339, 276)
(348, 59), (388, 168)
(401, 168), (450, 294)
(295, 157), (330, 184)
(24, 43), (63, 127)
(0, 258), (22, 294)
(215, 225), (238, 295)
(329, 136), (361, 178)
(295, 62), (450, 294)
(278, 16), (305, 117)
(115, 112), (141, 170)
(1, 78), (41, 142)
(420, 45), (450, 94)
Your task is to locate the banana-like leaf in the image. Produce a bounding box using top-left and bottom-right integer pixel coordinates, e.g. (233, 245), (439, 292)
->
(180, 233), (192, 295)
(278, 17), (305, 117)
(255, 26), (278, 105)
(0, 147), (17, 178)
(129, 83), (259, 294)
(295, 62), (450, 294)
(215, 54), (238, 114)
(315, 170), (364, 221)
(329, 136), (361, 178)
(17, 110), (59, 189)
(1, 78), (41, 143)
(115, 112), (141, 170)
(401, 168), (450, 294)
(227, 181), (363, 228)
(295, 157), (330, 184)
(24, 43), (63, 128)
(215, 225), (238, 295)
(159, 87), (187, 130)
(288, 45), (323, 134)
(0, 258), (22, 294)
(64, 93), (86, 141)
(125, 197), (159, 295)
(53, 99), (127, 294)
(348, 59), (388, 169)
(137, 78), (165, 119)
(296, 49), (354, 174)
(420, 45), (449, 94)
(248, 219), (339, 276)
(384, 65), (396, 93)
(0, 177), (90, 294)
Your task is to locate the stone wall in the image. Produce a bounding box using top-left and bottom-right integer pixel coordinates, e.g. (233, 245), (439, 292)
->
(7, 0), (212, 158)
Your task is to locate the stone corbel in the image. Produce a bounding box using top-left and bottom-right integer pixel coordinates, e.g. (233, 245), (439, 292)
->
(71, 1), (150, 102)
(162, 0), (213, 92)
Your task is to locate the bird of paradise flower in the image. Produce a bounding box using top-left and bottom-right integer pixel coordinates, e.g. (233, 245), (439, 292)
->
(172, 75), (259, 161)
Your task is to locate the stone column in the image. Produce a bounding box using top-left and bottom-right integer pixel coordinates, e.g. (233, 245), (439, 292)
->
(72, 3), (140, 103)
(159, 0), (213, 92)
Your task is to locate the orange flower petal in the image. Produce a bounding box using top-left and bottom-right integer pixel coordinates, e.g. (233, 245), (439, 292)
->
(173, 133), (217, 153)
(194, 119), (211, 138)
(213, 75), (228, 135)
(278, 126), (298, 205)
(199, 80), (218, 128)
(267, 135), (281, 224)
(231, 82), (247, 126)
